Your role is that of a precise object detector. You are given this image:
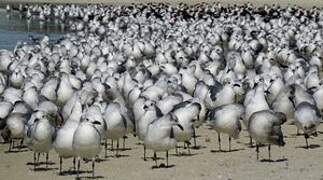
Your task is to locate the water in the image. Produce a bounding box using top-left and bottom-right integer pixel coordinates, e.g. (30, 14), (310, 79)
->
(0, 9), (65, 50)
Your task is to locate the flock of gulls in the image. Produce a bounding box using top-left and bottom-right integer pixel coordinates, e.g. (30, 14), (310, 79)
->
(2, 2), (323, 179)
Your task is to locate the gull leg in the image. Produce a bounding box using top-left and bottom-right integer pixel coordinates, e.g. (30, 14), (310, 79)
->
(268, 145), (271, 160)
(33, 152), (37, 171)
(104, 139), (108, 158)
(77, 157), (80, 179)
(37, 153), (40, 164)
(59, 156), (62, 175)
(249, 136), (253, 147)
(154, 152), (157, 167)
(166, 151), (169, 167)
(46, 152), (49, 168)
(8, 139), (12, 152)
(187, 142), (191, 155)
(229, 136), (232, 152)
(92, 157), (95, 178)
(111, 140), (114, 151)
(73, 157), (76, 171)
(256, 144), (259, 160)
(305, 134), (309, 149)
(123, 135), (127, 149)
(193, 126), (197, 148)
(217, 132), (221, 151)
(116, 139), (119, 157)
(143, 144), (147, 161)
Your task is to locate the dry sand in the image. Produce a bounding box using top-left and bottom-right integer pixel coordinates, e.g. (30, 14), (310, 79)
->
(1, 123), (323, 180)
(1, 0), (323, 8)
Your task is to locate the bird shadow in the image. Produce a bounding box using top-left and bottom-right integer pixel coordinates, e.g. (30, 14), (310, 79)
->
(210, 148), (245, 153)
(95, 158), (108, 163)
(151, 164), (175, 169)
(190, 145), (207, 150)
(76, 175), (104, 179)
(119, 148), (132, 151)
(260, 158), (288, 163)
(5, 149), (29, 153)
(60, 170), (92, 176)
(296, 144), (321, 149)
(173, 152), (198, 157)
(32, 167), (58, 171)
(26, 161), (56, 166)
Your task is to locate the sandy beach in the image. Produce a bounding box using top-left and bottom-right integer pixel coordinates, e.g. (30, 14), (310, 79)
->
(1, 123), (323, 180)
(0, 0), (323, 8)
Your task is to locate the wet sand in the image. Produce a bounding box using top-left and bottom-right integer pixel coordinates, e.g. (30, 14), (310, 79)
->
(0, 0), (323, 8)
(1, 123), (323, 180)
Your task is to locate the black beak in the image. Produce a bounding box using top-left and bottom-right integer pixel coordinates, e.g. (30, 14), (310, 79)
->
(92, 121), (102, 125)
(177, 124), (184, 131)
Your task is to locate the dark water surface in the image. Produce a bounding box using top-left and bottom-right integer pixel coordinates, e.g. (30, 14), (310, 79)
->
(0, 9), (65, 50)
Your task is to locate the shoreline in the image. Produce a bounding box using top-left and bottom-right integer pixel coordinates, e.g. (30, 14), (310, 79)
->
(0, 0), (323, 8)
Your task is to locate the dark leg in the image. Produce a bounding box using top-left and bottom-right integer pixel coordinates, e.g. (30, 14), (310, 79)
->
(46, 153), (49, 168)
(268, 145), (271, 160)
(92, 157), (95, 178)
(256, 144), (259, 160)
(59, 156), (62, 175)
(116, 139), (119, 157)
(217, 132), (221, 151)
(111, 140), (114, 151)
(104, 139), (108, 158)
(305, 134), (309, 149)
(12, 139), (15, 149)
(37, 153), (40, 164)
(166, 151), (169, 167)
(175, 146), (178, 155)
(73, 157), (76, 171)
(19, 139), (23, 150)
(187, 142), (191, 155)
(154, 152), (157, 167)
(193, 126), (197, 148)
(123, 135), (127, 149)
(77, 157), (80, 179)
(8, 139), (12, 152)
(33, 152), (37, 170)
(229, 136), (232, 152)
(249, 136), (253, 147)
(143, 145), (147, 161)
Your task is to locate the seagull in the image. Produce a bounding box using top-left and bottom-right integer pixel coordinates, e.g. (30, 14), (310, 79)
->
(294, 102), (321, 149)
(53, 94), (82, 175)
(144, 113), (183, 168)
(248, 110), (286, 160)
(172, 101), (201, 154)
(207, 104), (244, 152)
(103, 102), (127, 157)
(72, 118), (102, 179)
(6, 113), (30, 152)
(25, 110), (55, 170)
